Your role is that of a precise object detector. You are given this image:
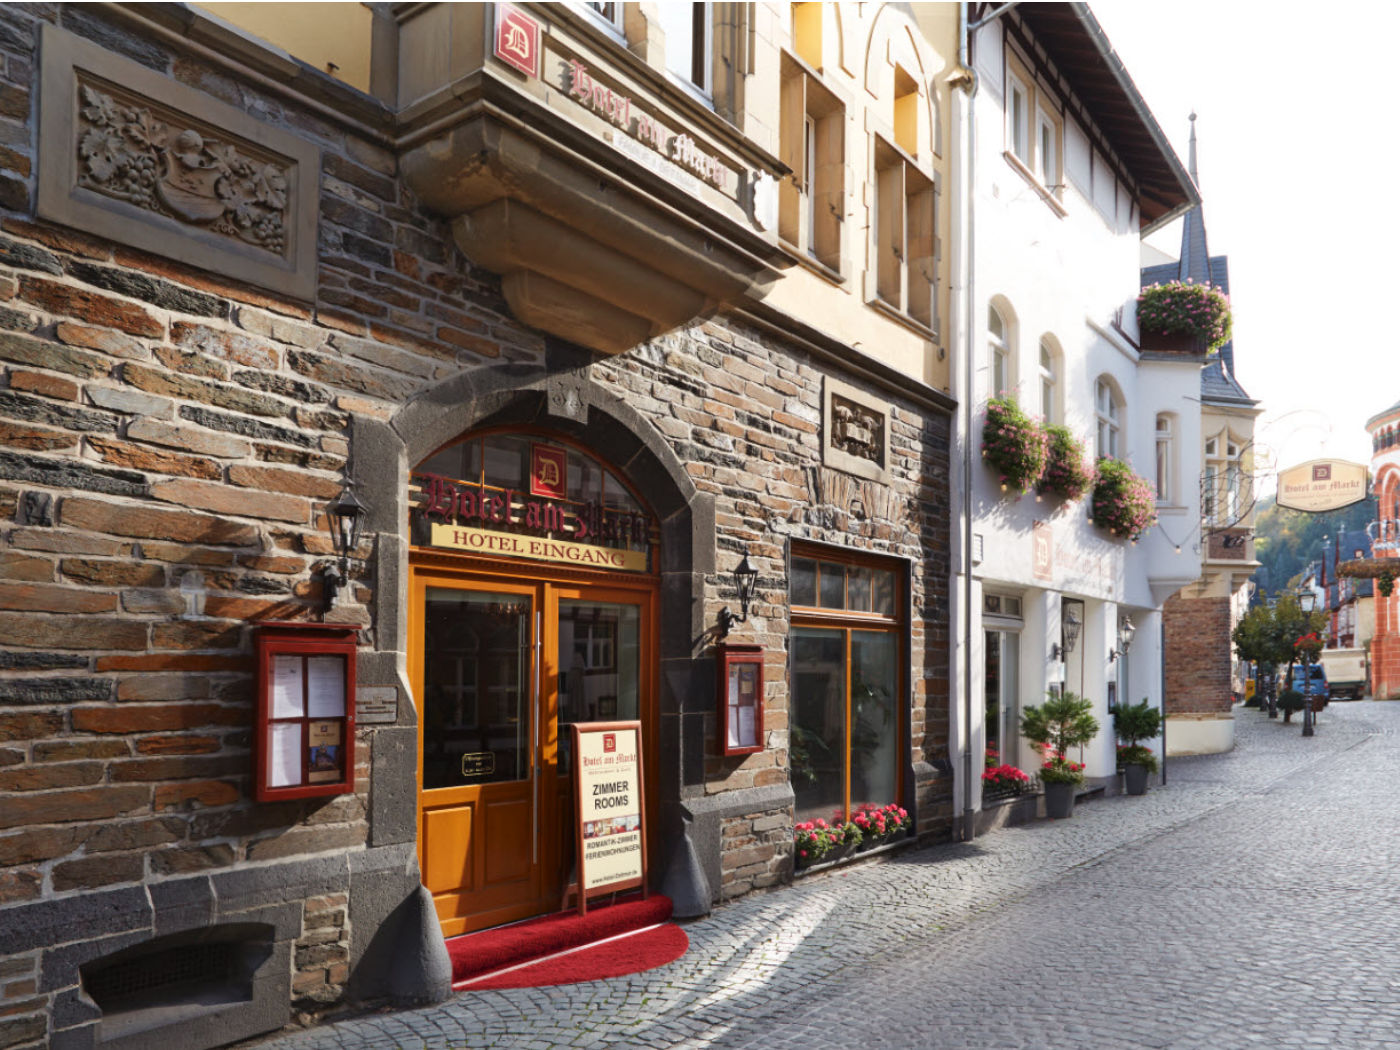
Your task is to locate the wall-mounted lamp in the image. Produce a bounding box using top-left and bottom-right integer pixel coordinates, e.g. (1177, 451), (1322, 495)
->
(1109, 615), (1136, 662)
(323, 479), (368, 613)
(718, 550), (759, 637)
(1052, 604), (1082, 661)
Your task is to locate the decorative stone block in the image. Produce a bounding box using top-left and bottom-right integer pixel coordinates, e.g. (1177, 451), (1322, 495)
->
(38, 25), (319, 300)
(822, 375), (890, 484)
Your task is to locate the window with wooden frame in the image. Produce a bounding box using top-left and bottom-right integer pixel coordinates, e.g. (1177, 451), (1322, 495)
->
(780, 53), (844, 272)
(873, 135), (937, 331)
(788, 547), (905, 825)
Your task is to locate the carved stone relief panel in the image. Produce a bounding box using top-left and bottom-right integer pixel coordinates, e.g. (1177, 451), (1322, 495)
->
(822, 376), (891, 485)
(39, 25), (319, 299)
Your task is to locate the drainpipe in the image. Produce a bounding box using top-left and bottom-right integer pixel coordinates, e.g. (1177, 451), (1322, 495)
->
(955, 0), (1020, 842)
(956, 0), (977, 843)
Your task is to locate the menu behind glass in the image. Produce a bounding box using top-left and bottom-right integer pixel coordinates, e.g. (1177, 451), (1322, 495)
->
(255, 623), (358, 801)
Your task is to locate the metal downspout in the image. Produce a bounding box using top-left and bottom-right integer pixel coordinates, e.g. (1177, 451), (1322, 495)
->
(957, 1), (977, 842)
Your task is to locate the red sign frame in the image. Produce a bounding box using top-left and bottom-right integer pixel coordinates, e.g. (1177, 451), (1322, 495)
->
(530, 443), (568, 499)
(494, 3), (541, 79)
(254, 622), (357, 802)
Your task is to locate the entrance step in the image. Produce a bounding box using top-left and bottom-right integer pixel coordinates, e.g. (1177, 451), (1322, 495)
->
(446, 894), (673, 986)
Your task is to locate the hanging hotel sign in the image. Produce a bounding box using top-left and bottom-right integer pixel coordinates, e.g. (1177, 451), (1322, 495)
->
(572, 721), (648, 913)
(1276, 459), (1369, 513)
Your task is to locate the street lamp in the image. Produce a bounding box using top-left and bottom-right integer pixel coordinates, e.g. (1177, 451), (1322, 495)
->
(1297, 588), (1317, 738)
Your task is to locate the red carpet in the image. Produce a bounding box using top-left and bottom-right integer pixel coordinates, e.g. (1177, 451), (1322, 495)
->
(456, 922), (689, 990)
(447, 894), (685, 989)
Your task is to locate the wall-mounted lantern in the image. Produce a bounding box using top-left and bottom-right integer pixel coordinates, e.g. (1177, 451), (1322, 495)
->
(1052, 603), (1082, 661)
(323, 479), (368, 613)
(718, 549), (759, 637)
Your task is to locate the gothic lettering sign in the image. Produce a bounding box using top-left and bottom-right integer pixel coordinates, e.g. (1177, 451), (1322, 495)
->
(1276, 459), (1369, 514)
(494, 4), (541, 79)
(1033, 521), (1053, 582)
(531, 443), (567, 499)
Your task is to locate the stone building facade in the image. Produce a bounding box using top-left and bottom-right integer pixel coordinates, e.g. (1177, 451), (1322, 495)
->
(0, 4), (955, 1048)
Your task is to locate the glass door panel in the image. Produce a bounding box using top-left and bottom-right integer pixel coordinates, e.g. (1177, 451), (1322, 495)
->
(850, 630), (897, 812)
(555, 599), (641, 778)
(791, 627), (846, 823)
(422, 588), (531, 789)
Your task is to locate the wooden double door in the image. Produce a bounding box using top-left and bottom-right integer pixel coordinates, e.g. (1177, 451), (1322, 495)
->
(411, 562), (655, 937)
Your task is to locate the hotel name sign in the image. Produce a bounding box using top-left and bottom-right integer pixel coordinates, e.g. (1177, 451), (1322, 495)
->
(411, 449), (653, 574)
(494, 3), (749, 203)
(1276, 459), (1369, 514)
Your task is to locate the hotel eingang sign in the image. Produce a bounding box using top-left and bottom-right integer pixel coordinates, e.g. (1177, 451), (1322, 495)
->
(411, 443), (655, 573)
(1276, 459), (1369, 514)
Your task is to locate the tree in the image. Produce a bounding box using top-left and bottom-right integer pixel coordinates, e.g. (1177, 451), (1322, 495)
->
(1020, 692), (1099, 785)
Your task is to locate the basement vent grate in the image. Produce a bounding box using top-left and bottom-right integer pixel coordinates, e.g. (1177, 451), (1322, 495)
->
(85, 941), (238, 1006)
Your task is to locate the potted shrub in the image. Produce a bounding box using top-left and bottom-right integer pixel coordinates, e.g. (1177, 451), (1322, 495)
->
(1113, 699), (1162, 796)
(1090, 458), (1157, 542)
(1037, 424), (1094, 503)
(1277, 688), (1304, 724)
(981, 395), (1049, 495)
(1137, 279), (1232, 353)
(1020, 691), (1099, 819)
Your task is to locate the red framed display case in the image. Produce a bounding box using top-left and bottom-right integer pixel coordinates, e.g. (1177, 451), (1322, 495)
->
(717, 643), (764, 756)
(254, 621), (358, 802)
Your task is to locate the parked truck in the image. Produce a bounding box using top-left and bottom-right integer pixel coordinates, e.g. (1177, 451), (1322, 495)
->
(1320, 648), (1368, 700)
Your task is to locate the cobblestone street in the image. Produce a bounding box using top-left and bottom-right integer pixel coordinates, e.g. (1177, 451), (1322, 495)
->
(247, 700), (1400, 1050)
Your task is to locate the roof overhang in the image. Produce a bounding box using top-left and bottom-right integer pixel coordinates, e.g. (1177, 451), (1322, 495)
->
(1011, 3), (1199, 234)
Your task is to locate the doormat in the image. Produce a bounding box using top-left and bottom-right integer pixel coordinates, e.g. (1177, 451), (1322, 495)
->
(447, 894), (685, 990)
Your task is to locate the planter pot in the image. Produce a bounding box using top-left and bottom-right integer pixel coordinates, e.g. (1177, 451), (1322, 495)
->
(834, 841), (859, 861)
(1124, 763), (1150, 796)
(1139, 328), (1209, 355)
(1043, 780), (1077, 819)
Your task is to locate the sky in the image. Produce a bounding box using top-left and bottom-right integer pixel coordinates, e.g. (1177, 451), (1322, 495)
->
(1089, 0), (1389, 494)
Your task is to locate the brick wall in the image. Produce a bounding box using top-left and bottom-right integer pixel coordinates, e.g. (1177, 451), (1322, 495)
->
(0, 3), (954, 1041)
(1163, 592), (1233, 715)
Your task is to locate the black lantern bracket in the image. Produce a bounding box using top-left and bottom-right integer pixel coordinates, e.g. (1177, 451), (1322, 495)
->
(718, 550), (759, 638)
(323, 478), (368, 615)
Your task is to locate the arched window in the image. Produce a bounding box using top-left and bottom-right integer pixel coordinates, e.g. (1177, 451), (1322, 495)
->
(1038, 337), (1059, 422)
(1094, 377), (1121, 459)
(989, 304), (1012, 396)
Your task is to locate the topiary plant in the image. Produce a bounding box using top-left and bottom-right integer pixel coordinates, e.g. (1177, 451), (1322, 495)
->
(1021, 691), (1099, 785)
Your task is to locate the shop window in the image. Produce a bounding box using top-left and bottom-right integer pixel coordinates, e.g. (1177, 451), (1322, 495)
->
(873, 136), (937, 330)
(658, 2), (711, 97)
(780, 54), (844, 271)
(789, 549), (904, 825)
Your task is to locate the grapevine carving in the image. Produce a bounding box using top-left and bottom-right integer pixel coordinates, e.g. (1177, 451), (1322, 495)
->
(76, 82), (289, 255)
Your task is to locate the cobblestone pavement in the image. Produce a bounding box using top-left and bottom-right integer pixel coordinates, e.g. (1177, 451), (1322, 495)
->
(252, 702), (1400, 1050)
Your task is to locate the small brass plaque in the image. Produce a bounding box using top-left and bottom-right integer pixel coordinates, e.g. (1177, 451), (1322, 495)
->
(462, 752), (495, 778)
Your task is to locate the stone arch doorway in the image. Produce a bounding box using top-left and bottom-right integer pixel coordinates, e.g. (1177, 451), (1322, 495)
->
(350, 363), (713, 933)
